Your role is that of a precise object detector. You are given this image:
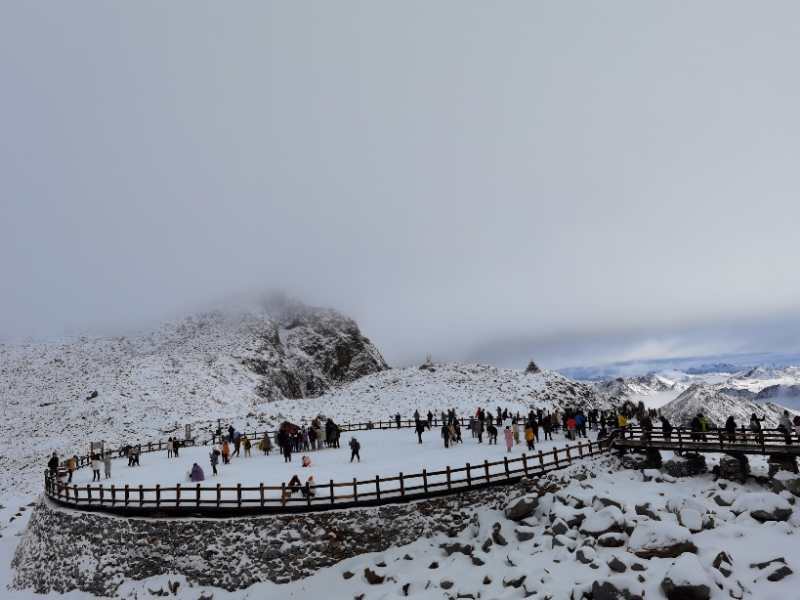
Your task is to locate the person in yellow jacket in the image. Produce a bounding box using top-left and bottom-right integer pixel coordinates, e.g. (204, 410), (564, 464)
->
(617, 414), (628, 428)
(524, 425), (535, 450)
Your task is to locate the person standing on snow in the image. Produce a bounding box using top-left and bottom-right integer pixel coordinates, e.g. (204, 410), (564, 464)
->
(441, 423), (450, 448)
(349, 437), (361, 462)
(415, 419), (425, 444)
(209, 448), (220, 476)
(504, 426), (514, 452)
(103, 450), (112, 479)
(91, 454), (101, 482)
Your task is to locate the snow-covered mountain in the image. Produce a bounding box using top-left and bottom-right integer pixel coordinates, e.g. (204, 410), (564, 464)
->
(659, 384), (790, 428)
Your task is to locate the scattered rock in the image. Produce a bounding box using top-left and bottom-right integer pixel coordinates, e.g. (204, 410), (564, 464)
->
(504, 496), (538, 521)
(364, 568), (385, 585)
(629, 523), (697, 559)
(608, 557), (627, 573)
(440, 543), (473, 557)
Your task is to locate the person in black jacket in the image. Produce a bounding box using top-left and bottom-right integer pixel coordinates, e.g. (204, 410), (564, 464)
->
(415, 420), (425, 444)
(47, 452), (59, 475)
(349, 437), (361, 462)
(441, 424), (450, 448)
(659, 416), (673, 441)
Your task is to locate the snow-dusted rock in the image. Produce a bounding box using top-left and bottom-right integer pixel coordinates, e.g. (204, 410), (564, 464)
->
(580, 506), (625, 537)
(505, 495), (538, 521)
(628, 523), (697, 559)
(731, 492), (793, 522)
(660, 553), (713, 600)
(678, 508), (703, 533)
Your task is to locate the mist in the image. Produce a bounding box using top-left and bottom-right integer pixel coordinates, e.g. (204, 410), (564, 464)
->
(2, 2), (800, 369)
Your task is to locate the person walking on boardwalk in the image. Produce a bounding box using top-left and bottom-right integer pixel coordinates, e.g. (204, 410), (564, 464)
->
(91, 454), (101, 482)
(349, 437), (361, 462)
(395, 413), (402, 429)
(48, 452), (59, 476)
(415, 419), (425, 444)
(504, 426), (514, 452)
(66, 454), (77, 483)
(209, 448), (220, 476)
(103, 450), (112, 479)
(725, 416), (737, 442)
(660, 415), (673, 441)
(441, 423), (450, 448)
(779, 410), (794, 445)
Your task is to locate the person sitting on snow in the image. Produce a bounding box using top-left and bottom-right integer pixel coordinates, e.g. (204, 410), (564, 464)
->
(302, 455), (312, 467)
(189, 463), (205, 482)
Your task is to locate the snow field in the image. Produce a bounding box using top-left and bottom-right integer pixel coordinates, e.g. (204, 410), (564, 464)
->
(65, 427), (597, 503)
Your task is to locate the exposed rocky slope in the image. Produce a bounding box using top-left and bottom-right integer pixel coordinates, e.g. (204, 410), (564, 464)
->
(660, 384), (789, 428)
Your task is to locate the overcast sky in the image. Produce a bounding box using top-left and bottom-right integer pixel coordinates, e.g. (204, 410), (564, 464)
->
(2, 2), (799, 369)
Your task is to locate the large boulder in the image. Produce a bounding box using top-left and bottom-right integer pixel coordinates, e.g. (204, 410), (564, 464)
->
(628, 523), (697, 559)
(660, 553), (713, 600)
(662, 454), (707, 478)
(730, 492), (793, 522)
(580, 506), (625, 537)
(504, 496), (538, 522)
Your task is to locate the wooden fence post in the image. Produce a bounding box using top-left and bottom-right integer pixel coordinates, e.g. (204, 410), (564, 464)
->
(216, 483), (221, 508)
(399, 473), (405, 497)
(446, 466), (452, 490)
(578, 443), (584, 458)
(484, 459), (490, 483)
(110, 485), (116, 506)
(466, 463), (472, 488)
(422, 469), (428, 494)
(196, 483), (201, 507)
(156, 484), (161, 508)
(538, 450), (544, 471)
(99, 484), (104, 504)
(503, 457), (510, 478)
(375, 476), (381, 502)
(175, 483), (181, 507)
(139, 484), (144, 507)
(522, 453), (528, 476)
(259, 483), (265, 507)
(237, 483), (242, 508)
(553, 448), (559, 469)
(353, 478), (358, 503)
(330, 479), (335, 504)
(124, 484), (129, 507)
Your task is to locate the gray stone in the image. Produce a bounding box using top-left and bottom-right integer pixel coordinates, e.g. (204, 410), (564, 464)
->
(660, 578), (710, 600)
(504, 496), (538, 521)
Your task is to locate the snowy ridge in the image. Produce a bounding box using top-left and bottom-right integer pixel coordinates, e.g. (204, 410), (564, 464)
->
(660, 384), (791, 428)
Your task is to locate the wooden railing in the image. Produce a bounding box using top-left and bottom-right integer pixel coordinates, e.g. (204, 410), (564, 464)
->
(44, 421), (611, 516)
(615, 425), (800, 455)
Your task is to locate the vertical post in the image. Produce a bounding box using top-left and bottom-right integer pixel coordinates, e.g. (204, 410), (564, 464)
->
(138, 484), (144, 507)
(99, 484), (104, 504)
(538, 450), (544, 471)
(422, 469), (428, 494)
(87, 485), (92, 505)
(588, 441), (593, 455)
(259, 483), (265, 507)
(466, 463), (472, 488)
(124, 484), (129, 507)
(503, 457), (510, 478)
(158, 440), (162, 451)
(175, 483), (181, 507)
(578, 443), (584, 458)
(399, 473), (405, 496)
(678, 428), (683, 452)
(553, 448), (559, 469)
(484, 459), (490, 483)
(216, 483), (221, 508)
(446, 466), (452, 490)
(522, 453), (528, 476)
(566, 445), (572, 465)
(353, 478), (358, 503)
(330, 479), (335, 504)
(111, 485), (116, 506)
(196, 483), (201, 507)
(148, 442), (152, 452)
(156, 484), (161, 508)
(237, 483), (242, 508)
(375, 475), (381, 502)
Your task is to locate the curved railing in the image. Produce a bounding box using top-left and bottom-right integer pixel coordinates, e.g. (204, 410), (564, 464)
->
(43, 418), (610, 517)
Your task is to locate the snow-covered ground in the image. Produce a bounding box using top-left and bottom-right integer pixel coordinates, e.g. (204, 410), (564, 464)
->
(65, 427), (587, 502)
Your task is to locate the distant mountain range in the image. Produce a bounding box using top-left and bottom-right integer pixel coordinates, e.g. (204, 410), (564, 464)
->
(559, 351), (800, 381)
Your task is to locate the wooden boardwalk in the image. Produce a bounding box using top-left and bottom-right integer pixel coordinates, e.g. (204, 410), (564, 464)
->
(613, 425), (800, 456)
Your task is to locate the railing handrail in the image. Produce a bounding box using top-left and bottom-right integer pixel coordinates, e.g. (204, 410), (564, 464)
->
(44, 418), (613, 515)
